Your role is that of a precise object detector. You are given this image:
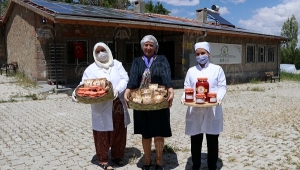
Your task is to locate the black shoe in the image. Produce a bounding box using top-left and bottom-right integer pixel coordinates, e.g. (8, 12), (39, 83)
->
(155, 165), (163, 170)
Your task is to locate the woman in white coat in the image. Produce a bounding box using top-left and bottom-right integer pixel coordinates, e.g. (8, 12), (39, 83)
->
(72, 42), (130, 170)
(182, 42), (226, 170)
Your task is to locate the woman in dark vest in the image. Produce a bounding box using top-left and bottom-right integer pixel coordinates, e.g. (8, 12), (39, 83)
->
(124, 35), (174, 170)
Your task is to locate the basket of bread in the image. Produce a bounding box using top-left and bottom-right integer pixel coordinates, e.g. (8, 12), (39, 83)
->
(75, 78), (114, 104)
(128, 84), (169, 111)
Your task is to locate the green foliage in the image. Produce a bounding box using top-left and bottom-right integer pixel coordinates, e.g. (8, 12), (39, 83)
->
(145, 0), (170, 15)
(281, 71), (300, 81)
(294, 48), (300, 69)
(280, 14), (300, 68)
(1, 0), (10, 17)
(14, 71), (37, 88)
(281, 15), (298, 50)
(248, 78), (261, 84)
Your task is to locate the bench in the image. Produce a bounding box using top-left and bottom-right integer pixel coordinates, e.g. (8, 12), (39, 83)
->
(0, 62), (18, 76)
(265, 69), (280, 83)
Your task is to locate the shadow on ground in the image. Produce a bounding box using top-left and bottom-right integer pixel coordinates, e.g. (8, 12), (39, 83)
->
(185, 154), (223, 170)
(91, 147), (142, 168)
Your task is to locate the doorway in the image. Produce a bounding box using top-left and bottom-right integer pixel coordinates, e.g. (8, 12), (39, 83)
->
(157, 41), (175, 79)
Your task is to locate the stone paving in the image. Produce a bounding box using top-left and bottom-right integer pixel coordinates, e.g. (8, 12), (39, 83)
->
(0, 75), (192, 170)
(1, 74), (300, 170)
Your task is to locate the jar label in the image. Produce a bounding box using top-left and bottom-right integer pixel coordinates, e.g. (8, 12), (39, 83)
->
(197, 86), (205, 93)
(210, 97), (217, 103)
(196, 98), (205, 103)
(186, 95), (193, 99)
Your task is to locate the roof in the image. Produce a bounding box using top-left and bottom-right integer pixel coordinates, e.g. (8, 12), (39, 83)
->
(4, 0), (287, 40)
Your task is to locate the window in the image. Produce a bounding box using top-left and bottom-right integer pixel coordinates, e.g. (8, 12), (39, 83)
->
(126, 42), (141, 63)
(258, 45), (265, 62)
(124, 42), (142, 73)
(246, 44), (255, 63)
(105, 41), (116, 59)
(267, 46), (275, 62)
(66, 40), (88, 65)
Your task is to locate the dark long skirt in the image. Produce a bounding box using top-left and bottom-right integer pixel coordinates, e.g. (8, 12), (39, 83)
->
(133, 108), (172, 139)
(93, 97), (127, 163)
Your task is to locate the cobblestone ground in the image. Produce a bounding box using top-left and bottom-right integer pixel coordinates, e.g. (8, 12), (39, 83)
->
(0, 75), (299, 170)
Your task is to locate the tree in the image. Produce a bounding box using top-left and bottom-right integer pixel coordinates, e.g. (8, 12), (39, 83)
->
(1, 0), (10, 17)
(280, 14), (299, 65)
(145, 0), (170, 15)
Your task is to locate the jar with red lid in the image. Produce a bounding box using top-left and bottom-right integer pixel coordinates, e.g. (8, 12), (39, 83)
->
(207, 92), (217, 103)
(195, 93), (206, 104)
(196, 77), (209, 101)
(184, 88), (194, 103)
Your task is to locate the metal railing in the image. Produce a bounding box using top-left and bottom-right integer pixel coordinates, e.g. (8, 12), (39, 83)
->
(48, 64), (89, 88)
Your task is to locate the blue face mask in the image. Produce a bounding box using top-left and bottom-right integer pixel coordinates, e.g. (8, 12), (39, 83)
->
(196, 55), (209, 64)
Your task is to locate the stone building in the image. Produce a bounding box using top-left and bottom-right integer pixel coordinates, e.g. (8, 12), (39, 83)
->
(1, 0), (287, 88)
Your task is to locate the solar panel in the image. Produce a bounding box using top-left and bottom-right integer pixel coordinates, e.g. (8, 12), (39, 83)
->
(24, 0), (283, 37)
(207, 11), (235, 27)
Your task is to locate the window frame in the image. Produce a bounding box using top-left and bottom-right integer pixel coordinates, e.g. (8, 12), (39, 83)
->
(246, 43), (256, 63)
(125, 42), (141, 63)
(258, 45), (265, 63)
(65, 40), (89, 65)
(267, 45), (275, 62)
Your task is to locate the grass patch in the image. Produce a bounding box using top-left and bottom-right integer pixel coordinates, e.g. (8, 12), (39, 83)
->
(0, 99), (18, 103)
(13, 71), (37, 88)
(152, 144), (180, 153)
(163, 144), (180, 153)
(272, 132), (280, 138)
(228, 156), (236, 162)
(281, 71), (300, 81)
(249, 78), (261, 84)
(233, 135), (243, 139)
(247, 87), (265, 91)
(24, 94), (38, 100)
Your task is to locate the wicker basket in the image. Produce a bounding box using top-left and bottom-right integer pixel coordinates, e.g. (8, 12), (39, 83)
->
(128, 88), (169, 111)
(75, 80), (114, 104)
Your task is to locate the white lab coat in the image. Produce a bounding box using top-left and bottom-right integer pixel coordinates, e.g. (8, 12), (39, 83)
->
(182, 62), (226, 135)
(80, 60), (130, 131)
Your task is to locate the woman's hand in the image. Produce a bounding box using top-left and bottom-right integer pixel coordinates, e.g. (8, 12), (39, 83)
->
(167, 88), (174, 108)
(124, 89), (131, 108)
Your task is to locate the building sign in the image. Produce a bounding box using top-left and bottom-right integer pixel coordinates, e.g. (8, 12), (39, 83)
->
(210, 43), (242, 64)
(36, 28), (53, 39)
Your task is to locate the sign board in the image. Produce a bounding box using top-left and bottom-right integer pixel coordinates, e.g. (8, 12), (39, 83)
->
(210, 43), (242, 64)
(36, 28), (53, 39)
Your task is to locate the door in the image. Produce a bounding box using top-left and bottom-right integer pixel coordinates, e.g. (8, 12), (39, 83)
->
(157, 41), (175, 79)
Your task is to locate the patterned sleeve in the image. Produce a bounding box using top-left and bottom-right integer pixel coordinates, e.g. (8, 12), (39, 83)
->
(126, 58), (140, 89)
(160, 55), (173, 88)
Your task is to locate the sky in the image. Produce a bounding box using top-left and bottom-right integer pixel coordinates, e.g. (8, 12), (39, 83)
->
(131, 0), (300, 47)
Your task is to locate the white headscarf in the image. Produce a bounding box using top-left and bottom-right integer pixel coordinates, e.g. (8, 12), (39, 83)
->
(140, 35), (159, 54)
(93, 42), (113, 69)
(194, 42), (210, 53)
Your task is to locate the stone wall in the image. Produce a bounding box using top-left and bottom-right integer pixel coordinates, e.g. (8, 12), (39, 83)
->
(5, 4), (44, 81)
